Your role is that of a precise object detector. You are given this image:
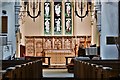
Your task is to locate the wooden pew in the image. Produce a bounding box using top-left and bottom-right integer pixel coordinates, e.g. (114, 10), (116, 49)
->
(89, 60), (120, 79)
(74, 59), (120, 80)
(84, 60), (120, 69)
(1, 60), (42, 80)
(14, 65), (22, 79)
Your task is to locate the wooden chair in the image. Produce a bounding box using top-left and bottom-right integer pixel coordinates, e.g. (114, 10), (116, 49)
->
(66, 58), (74, 73)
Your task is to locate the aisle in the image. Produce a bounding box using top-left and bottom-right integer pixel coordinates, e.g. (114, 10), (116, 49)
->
(43, 69), (74, 78)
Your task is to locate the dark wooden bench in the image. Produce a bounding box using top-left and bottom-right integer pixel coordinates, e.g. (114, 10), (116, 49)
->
(66, 56), (100, 73)
(74, 59), (120, 80)
(1, 60), (42, 80)
(66, 56), (93, 73)
(2, 60), (32, 70)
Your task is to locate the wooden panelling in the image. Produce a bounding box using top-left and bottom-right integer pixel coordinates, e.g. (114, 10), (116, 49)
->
(20, 45), (25, 57)
(2, 16), (8, 33)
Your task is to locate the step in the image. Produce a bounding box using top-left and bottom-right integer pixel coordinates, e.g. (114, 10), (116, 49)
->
(42, 77), (74, 80)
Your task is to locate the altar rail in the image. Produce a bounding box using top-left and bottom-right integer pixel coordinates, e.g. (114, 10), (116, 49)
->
(74, 59), (120, 80)
(25, 36), (91, 56)
(25, 56), (51, 66)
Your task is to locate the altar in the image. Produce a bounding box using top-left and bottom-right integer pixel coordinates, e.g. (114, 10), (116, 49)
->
(43, 49), (74, 64)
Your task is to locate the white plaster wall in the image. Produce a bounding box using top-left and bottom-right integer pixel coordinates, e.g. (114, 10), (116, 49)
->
(101, 2), (118, 59)
(74, 13), (91, 36)
(24, 16), (43, 36)
(23, 1), (44, 36)
(2, 2), (16, 58)
(91, 20), (98, 45)
(19, 21), (25, 45)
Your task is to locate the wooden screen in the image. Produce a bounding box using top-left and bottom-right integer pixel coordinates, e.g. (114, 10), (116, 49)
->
(25, 36), (91, 56)
(2, 16), (8, 33)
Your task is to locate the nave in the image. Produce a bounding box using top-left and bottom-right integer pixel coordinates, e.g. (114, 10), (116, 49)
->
(0, 0), (120, 80)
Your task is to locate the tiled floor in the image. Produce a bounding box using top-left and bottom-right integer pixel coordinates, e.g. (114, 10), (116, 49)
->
(43, 69), (74, 78)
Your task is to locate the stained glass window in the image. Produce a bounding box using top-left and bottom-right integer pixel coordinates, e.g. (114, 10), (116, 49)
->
(44, 2), (51, 35)
(54, 2), (62, 35)
(65, 2), (72, 35)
